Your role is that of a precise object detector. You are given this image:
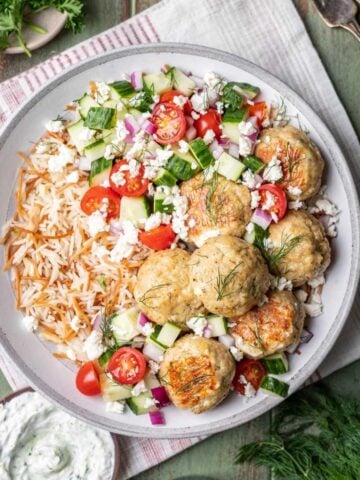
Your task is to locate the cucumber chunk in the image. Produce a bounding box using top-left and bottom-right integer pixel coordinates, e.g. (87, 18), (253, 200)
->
(222, 123), (240, 144)
(153, 191), (174, 214)
(149, 325), (167, 350)
(120, 196), (150, 225)
(144, 373), (161, 389)
(100, 373), (132, 402)
(244, 224), (269, 250)
(109, 81), (135, 99)
(153, 168), (177, 187)
(222, 108), (248, 124)
(207, 315), (227, 337)
(166, 154), (197, 181)
(156, 322), (181, 348)
(78, 93), (99, 119)
(89, 157), (112, 186)
(243, 155), (265, 173)
(166, 67), (196, 96)
(262, 352), (289, 374)
(235, 82), (260, 100)
(189, 138), (215, 169)
(260, 376), (289, 398)
(143, 72), (172, 95)
(217, 152), (246, 181)
(98, 346), (119, 368)
(67, 119), (94, 154)
(110, 307), (140, 343)
(84, 107), (117, 130)
(127, 391), (158, 415)
(84, 139), (107, 162)
(222, 82), (245, 112)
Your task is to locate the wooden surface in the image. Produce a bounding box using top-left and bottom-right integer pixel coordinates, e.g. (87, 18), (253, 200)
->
(0, 1), (359, 479)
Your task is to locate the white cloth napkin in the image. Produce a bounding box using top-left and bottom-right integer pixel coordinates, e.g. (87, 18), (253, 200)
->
(0, 0), (359, 478)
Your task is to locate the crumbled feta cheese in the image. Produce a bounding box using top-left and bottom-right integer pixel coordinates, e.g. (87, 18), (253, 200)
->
(66, 171), (79, 183)
(245, 222), (255, 234)
(191, 91), (209, 113)
(78, 156), (92, 171)
(45, 119), (64, 133)
(191, 111), (200, 120)
(238, 136), (252, 157)
(289, 200), (304, 210)
(250, 190), (260, 209)
(242, 170), (261, 189)
(101, 180), (110, 188)
(203, 129), (216, 145)
(131, 380), (147, 397)
(304, 301), (323, 317)
(144, 212), (162, 231)
(23, 315), (38, 332)
(116, 120), (129, 142)
(36, 142), (50, 154)
(308, 275), (325, 288)
(215, 101), (224, 115)
(110, 236), (134, 262)
(238, 121), (257, 136)
(111, 170), (126, 187)
(83, 330), (105, 360)
(195, 228), (220, 247)
(274, 276), (293, 291)
(203, 72), (226, 94)
(48, 145), (75, 173)
(309, 198), (338, 217)
(238, 375), (256, 398)
(262, 157), (283, 182)
(287, 185), (302, 197)
(105, 401), (126, 414)
(294, 289), (308, 303)
(141, 322), (155, 337)
(178, 139), (189, 154)
(95, 81), (111, 104)
(156, 148), (173, 163)
(173, 95), (188, 108)
(80, 127), (96, 141)
(104, 144), (115, 160)
(66, 348), (77, 361)
(149, 360), (160, 374)
(230, 346), (243, 361)
(121, 220), (138, 245)
(86, 211), (109, 237)
(70, 315), (82, 332)
(171, 190), (189, 240)
(186, 316), (208, 336)
(262, 191), (275, 210)
(144, 397), (157, 409)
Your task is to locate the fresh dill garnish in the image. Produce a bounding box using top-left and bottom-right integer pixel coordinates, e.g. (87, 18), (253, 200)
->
(215, 262), (243, 301)
(100, 309), (115, 343)
(176, 374), (212, 394)
(262, 233), (305, 274)
(138, 283), (170, 308)
(235, 384), (360, 479)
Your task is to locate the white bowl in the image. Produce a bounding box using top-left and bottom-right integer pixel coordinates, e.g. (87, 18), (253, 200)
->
(0, 44), (359, 438)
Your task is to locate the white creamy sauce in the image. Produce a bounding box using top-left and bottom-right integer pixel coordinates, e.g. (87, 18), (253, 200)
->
(0, 392), (114, 480)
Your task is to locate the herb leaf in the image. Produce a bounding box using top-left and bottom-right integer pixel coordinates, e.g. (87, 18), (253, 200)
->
(215, 261), (243, 300)
(262, 233), (305, 274)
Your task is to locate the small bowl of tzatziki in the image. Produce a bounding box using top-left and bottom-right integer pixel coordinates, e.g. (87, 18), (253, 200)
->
(0, 388), (120, 480)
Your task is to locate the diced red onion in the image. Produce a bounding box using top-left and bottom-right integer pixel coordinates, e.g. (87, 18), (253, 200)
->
(138, 312), (150, 327)
(208, 139), (219, 153)
(251, 208), (272, 230)
(130, 71), (143, 90)
(124, 133), (134, 144)
(142, 119), (156, 135)
(142, 342), (164, 362)
(149, 411), (165, 425)
(218, 137), (230, 147)
(124, 116), (140, 135)
(218, 334), (235, 348)
(151, 386), (171, 407)
(185, 126), (197, 141)
(318, 215), (330, 229)
(286, 341), (300, 354)
(228, 143), (239, 158)
(209, 140), (224, 160)
(207, 89), (219, 107)
(92, 313), (102, 331)
(300, 328), (314, 344)
(247, 130), (259, 143)
(203, 326), (212, 338)
(254, 174), (263, 186)
(186, 115), (194, 127)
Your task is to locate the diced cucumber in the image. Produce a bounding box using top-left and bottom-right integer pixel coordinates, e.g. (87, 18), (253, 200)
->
(207, 315), (227, 337)
(244, 224), (269, 249)
(156, 322), (181, 348)
(98, 346), (118, 368)
(217, 152), (246, 182)
(143, 72), (172, 95)
(144, 373), (161, 389)
(100, 373), (132, 402)
(260, 376), (289, 398)
(84, 139), (107, 162)
(149, 325), (167, 350)
(120, 196), (150, 225)
(67, 119), (94, 154)
(78, 93), (99, 119)
(222, 123), (240, 144)
(109, 81), (135, 100)
(189, 138), (215, 169)
(102, 99), (118, 109)
(222, 82), (245, 112)
(153, 168), (177, 187)
(110, 307), (140, 343)
(165, 67), (196, 96)
(84, 107), (117, 130)
(89, 157), (112, 186)
(127, 91), (153, 113)
(153, 191), (174, 214)
(235, 82), (260, 100)
(223, 108), (248, 124)
(243, 155), (265, 173)
(262, 352), (289, 374)
(102, 129), (117, 145)
(127, 391), (158, 415)
(128, 108), (143, 119)
(166, 154), (197, 181)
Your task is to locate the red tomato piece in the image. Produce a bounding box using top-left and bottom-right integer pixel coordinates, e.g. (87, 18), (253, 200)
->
(151, 102), (187, 145)
(80, 186), (120, 219)
(258, 183), (287, 220)
(248, 101), (268, 127)
(76, 362), (101, 396)
(139, 224), (176, 250)
(194, 108), (222, 139)
(160, 90), (192, 114)
(108, 347), (147, 385)
(232, 359), (266, 395)
(109, 160), (149, 197)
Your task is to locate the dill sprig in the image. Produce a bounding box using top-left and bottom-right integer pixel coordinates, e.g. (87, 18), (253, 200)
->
(235, 384), (360, 479)
(138, 283), (170, 308)
(262, 233), (305, 274)
(215, 262), (243, 300)
(176, 374), (212, 394)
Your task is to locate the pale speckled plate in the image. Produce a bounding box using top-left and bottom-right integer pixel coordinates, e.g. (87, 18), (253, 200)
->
(0, 44), (359, 438)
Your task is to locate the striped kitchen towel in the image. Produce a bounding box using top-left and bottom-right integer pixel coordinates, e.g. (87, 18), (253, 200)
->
(0, 0), (359, 478)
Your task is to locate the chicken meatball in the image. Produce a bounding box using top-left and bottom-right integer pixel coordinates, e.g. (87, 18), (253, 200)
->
(134, 249), (204, 328)
(189, 236), (271, 317)
(159, 335), (235, 413)
(180, 172), (252, 247)
(267, 210), (331, 286)
(230, 290), (305, 359)
(255, 125), (324, 200)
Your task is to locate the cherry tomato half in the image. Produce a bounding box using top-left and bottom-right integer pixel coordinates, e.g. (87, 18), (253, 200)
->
(139, 224), (176, 250)
(248, 101), (268, 127)
(110, 160), (149, 197)
(108, 347), (147, 385)
(160, 90), (192, 115)
(258, 183), (287, 220)
(232, 359), (266, 395)
(76, 362), (101, 396)
(80, 186), (120, 219)
(194, 108), (222, 139)
(151, 102), (187, 145)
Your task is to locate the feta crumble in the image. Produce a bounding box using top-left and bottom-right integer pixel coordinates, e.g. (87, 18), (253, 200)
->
(238, 121), (257, 136)
(131, 380), (148, 397)
(45, 119), (64, 133)
(79, 127), (96, 141)
(104, 144), (115, 160)
(23, 315), (38, 332)
(287, 185), (302, 197)
(308, 275), (325, 288)
(273, 276), (293, 291)
(144, 398), (157, 409)
(105, 401), (126, 414)
(70, 315), (82, 332)
(48, 145), (75, 173)
(148, 360), (160, 374)
(86, 210), (109, 237)
(250, 190), (260, 209)
(238, 375), (256, 398)
(288, 200), (304, 210)
(83, 330), (105, 360)
(230, 346), (243, 361)
(95, 81), (111, 104)
(66, 171), (79, 183)
(178, 139), (190, 153)
(239, 136), (252, 157)
(203, 129), (216, 145)
(36, 142), (50, 154)
(262, 157), (283, 182)
(116, 120), (129, 142)
(186, 316), (208, 336)
(242, 170), (262, 189)
(173, 95), (188, 108)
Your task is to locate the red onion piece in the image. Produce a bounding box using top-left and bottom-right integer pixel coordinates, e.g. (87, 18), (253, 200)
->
(124, 133), (134, 144)
(253, 174), (263, 187)
(149, 411), (165, 425)
(142, 119), (156, 135)
(218, 334), (235, 348)
(300, 328), (313, 344)
(186, 115), (194, 127)
(218, 137), (230, 147)
(130, 71), (143, 90)
(208, 139), (219, 153)
(92, 313), (102, 331)
(124, 116), (140, 135)
(151, 386), (171, 407)
(142, 342), (164, 362)
(203, 325), (212, 338)
(251, 208), (272, 230)
(138, 312), (150, 327)
(228, 143), (239, 158)
(185, 126), (197, 141)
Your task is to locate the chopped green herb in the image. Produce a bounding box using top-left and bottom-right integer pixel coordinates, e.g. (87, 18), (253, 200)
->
(215, 261), (243, 301)
(138, 283), (171, 308)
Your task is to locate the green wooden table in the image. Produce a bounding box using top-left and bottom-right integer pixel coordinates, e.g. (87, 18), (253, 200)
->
(1, 1), (359, 479)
